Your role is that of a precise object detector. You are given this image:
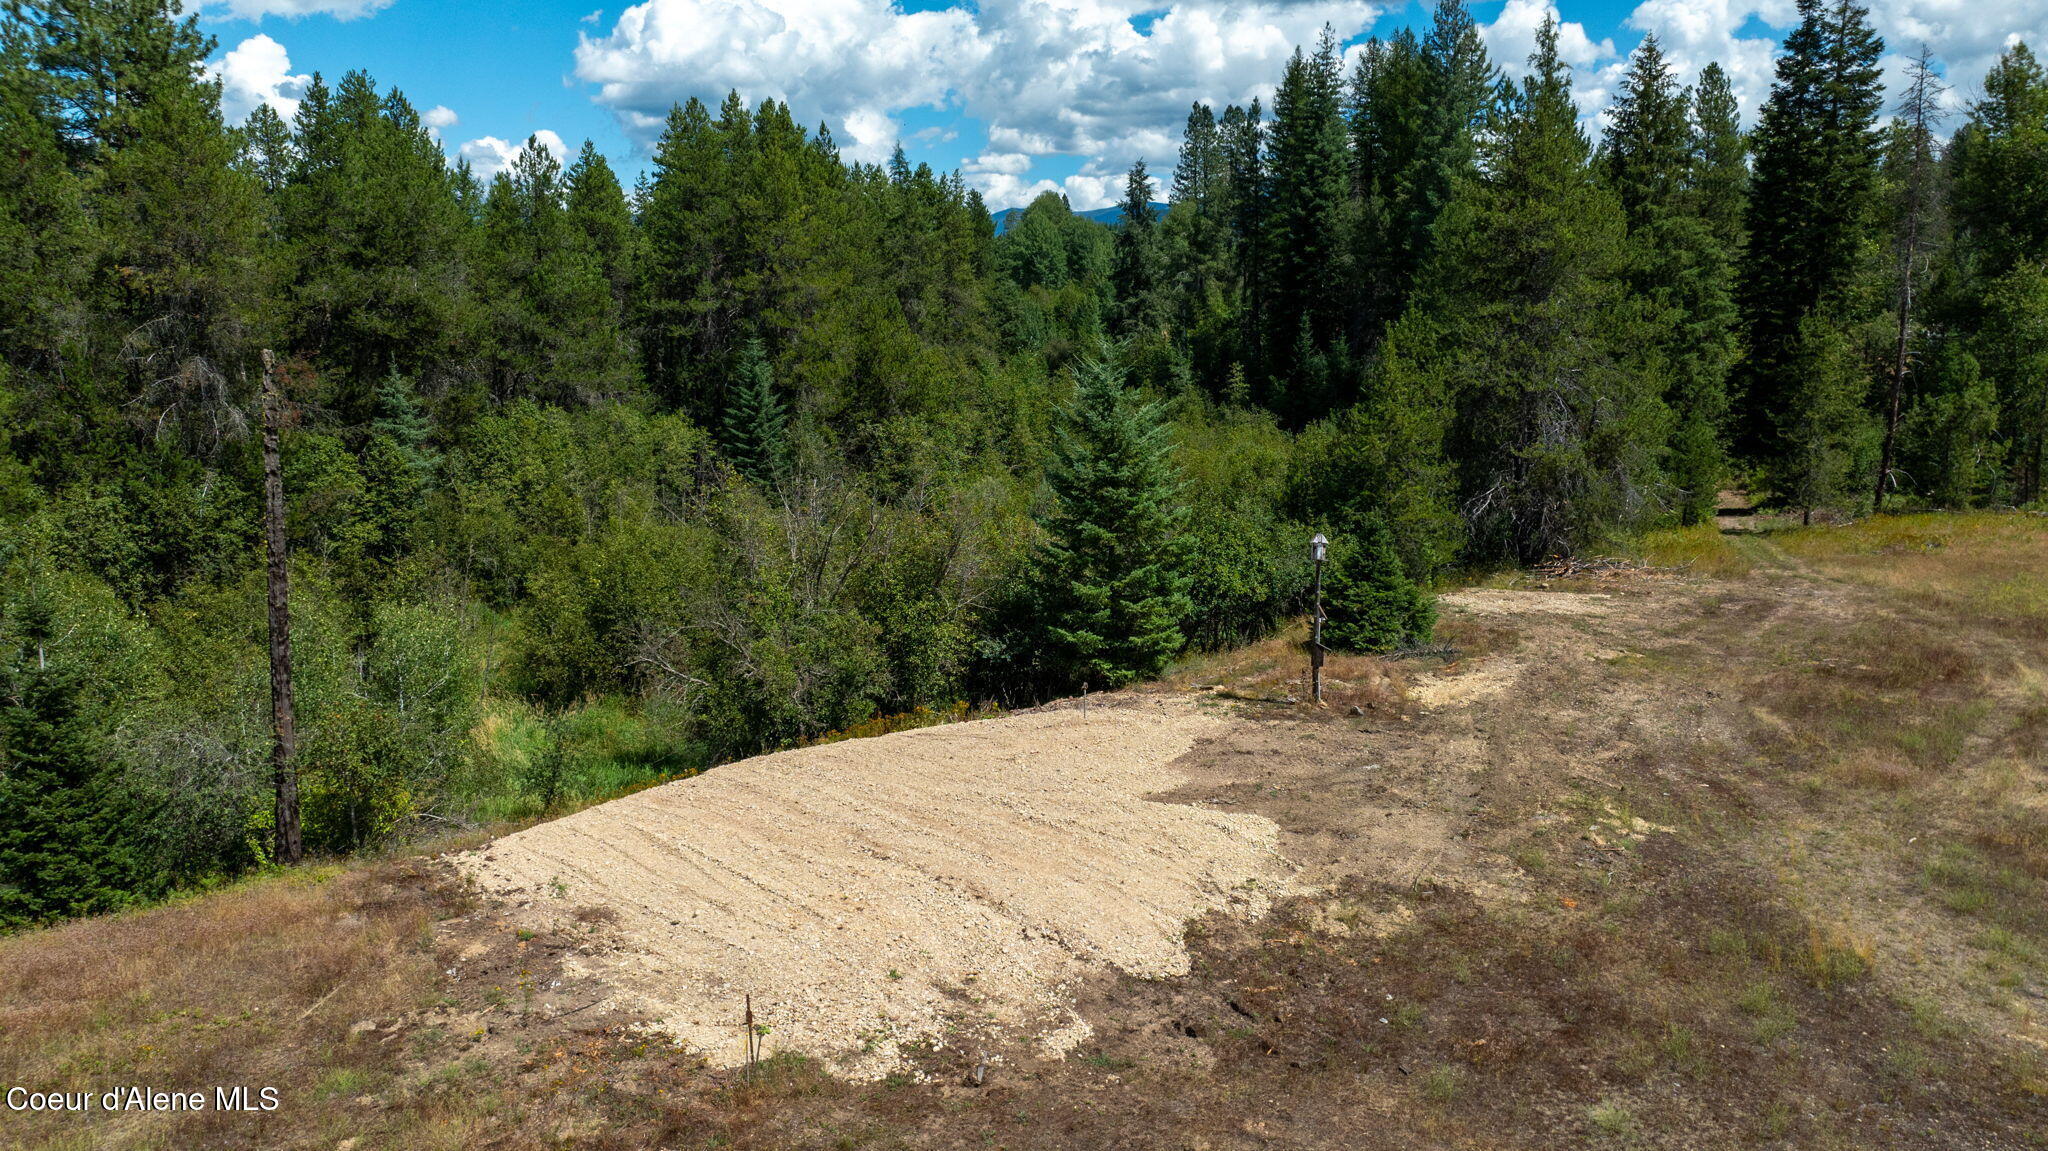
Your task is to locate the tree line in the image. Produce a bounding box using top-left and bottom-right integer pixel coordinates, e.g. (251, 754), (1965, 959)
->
(1, 0), (2044, 923)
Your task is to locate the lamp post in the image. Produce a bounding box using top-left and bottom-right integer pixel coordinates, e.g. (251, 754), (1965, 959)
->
(1309, 533), (1328, 705)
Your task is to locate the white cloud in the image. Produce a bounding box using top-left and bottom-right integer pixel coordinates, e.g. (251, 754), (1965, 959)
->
(209, 34), (310, 122)
(207, 0), (395, 19)
(1478, 0), (1625, 128)
(575, 0), (1379, 202)
(458, 130), (570, 179)
(969, 151), (1034, 176)
(422, 105), (460, 141)
(1623, 0), (2048, 127)
(574, 0), (2048, 209)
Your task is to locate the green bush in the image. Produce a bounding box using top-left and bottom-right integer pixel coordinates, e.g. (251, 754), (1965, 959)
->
(1322, 513), (1436, 654)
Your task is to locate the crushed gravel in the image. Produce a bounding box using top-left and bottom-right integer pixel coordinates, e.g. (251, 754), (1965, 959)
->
(454, 699), (1288, 1078)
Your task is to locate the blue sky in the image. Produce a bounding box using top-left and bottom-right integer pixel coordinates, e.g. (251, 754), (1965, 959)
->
(198, 0), (2048, 210)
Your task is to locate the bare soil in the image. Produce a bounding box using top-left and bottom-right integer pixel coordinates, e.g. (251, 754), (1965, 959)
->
(452, 702), (1288, 1078)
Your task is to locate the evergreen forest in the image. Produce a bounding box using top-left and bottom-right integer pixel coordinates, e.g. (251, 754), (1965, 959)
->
(4, 0), (2047, 924)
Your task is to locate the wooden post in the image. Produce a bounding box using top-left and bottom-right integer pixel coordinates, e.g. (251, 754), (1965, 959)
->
(262, 349), (303, 866)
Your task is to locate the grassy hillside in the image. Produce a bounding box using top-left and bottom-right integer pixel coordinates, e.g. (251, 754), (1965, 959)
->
(3, 513), (2045, 1150)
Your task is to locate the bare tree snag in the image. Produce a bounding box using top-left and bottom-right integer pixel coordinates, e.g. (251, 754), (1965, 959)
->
(1876, 48), (1949, 511)
(262, 349), (303, 866)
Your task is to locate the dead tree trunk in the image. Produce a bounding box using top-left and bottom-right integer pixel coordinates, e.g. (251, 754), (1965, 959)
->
(1875, 48), (1949, 511)
(262, 349), (303, 866)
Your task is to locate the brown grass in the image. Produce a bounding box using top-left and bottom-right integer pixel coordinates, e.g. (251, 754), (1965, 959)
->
(1776, 512), (2048, 635)
(0, 862), (462, 1149)
(1163, 623), (1407, 714)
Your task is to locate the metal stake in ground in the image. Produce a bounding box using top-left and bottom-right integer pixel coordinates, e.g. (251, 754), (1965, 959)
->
(743, 994), (761, 1084)
(1309, 533), (1328, 706)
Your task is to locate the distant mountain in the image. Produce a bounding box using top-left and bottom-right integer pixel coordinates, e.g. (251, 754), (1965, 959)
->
(991, 202), (1169, 235)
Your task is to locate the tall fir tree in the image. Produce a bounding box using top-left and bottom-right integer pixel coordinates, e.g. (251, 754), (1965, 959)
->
(1403, 1), (1495, 287)
(1348, 29), (1434, 344)
(0, 16), (88, 390)
(1737, 0), (1885, 467)
(1109, 158), (1162, 337)
(1217, 99), (1268, 386)
(1950, 44), (2048, 279)
(1159, 103), (1235, 388)
(565, 138), (637, 315)
(1030, 355), (1192, 689)
(1688, 62), (1748, 252)
(1874, 49), (1950, 507)
(0, 575), (159, 927)
(10, 0), (267, 464)
(1421, 17), (1668, 560)
(1976, 261), (2048, 503)
(282, 71), (472, 414)
(1604, 37), (1737, 525)
(1771, 313), (1878, 522)
(1601, 35), (1691, 232)
(1264, 27), (1350, 417)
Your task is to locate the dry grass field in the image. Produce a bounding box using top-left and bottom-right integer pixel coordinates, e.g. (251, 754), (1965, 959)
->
(3, 512), (2046, 1150)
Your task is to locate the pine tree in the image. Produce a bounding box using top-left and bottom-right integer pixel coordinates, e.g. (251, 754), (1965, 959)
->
(1030, 355), (1192, 689)
(1109, 158), (1161, 337)
(1322, 512), (1435, 654)
(1419, 18), (1667, 561)
(719, 337), (787, 485)
(1689, 62), (1748, 252)
(0, 660), (133, 925)
(1160, 103), (1235, 387)
(1404, 1), (1495, 279)
(1219, 100), (1267, 383)
(240, 102), (295, 195)
(1771, 313), (1878, 522)
(1348, 29), (1433, 343)
(1604, 37), (1737, 525)
(0, 17), (88, 383)
(1901, 349), (2001, 507)
(638, 97), (725, 412)
(370, 370), (439, 479)
(476, 135), (631, 405)
(1976, 261), (2048, 502)
(282, 72), (471, 411)
(565, 138), (636, 312)
(1265, 27), (1350, 410)
(1602, 35), (1690, 233)
(1951, 44), (2048, 279)
(12, 0), (267, 461)
(0, 582), (149, 927)
(1737, 0), (1885, 462)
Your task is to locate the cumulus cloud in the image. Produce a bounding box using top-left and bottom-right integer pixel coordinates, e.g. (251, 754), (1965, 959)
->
(1480, 0), (1624, 127)
(574, 0), (2048, 206)
(422, 105), (460, 141)
(209, 34), (311, 122)
(575, 0), (978, 163)
(1623, 0), (2048, 127)
(207, 0), (396, 19)
(963, 152), (1129, 211)
(575, 0), (1377, 201)
(458, 130), (570, 179)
